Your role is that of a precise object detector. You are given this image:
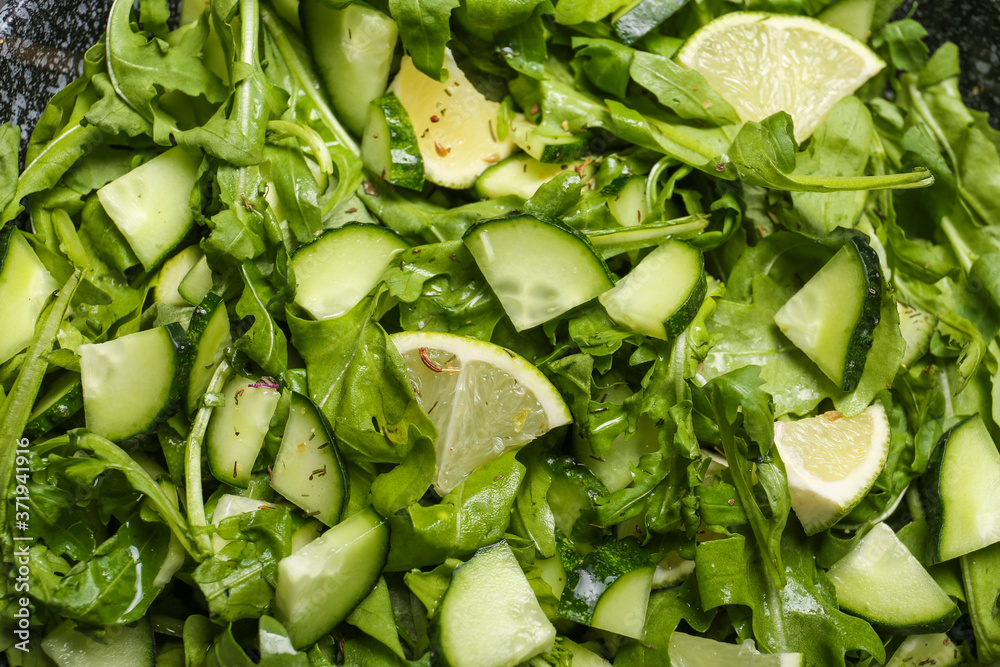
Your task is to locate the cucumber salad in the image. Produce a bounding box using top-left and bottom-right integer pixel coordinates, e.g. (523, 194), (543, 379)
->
(1, 0), (999, 664)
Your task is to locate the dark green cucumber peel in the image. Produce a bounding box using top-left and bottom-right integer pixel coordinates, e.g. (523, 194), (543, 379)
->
(663, 251), (707, 339)
(841, 236), (883, 392)
(557, 537), (653, 624)
(185, 292), (230, 414)
(919, 415), (974, 565)
(367, 92), (425, 191)
(24, 373), (83, 439)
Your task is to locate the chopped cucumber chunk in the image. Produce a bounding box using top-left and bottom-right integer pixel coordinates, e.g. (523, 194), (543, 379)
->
(97, 147), (201, 270)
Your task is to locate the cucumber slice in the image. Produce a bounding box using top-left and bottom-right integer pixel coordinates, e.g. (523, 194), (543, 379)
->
(960, 541), (1000, 665)
(606, 175), (650, 226)
(599, 240), (706, 340)
(363, 93), (425, 191)
(509, 117), (594, 164)
(0, 226), (59, 365)
(79, 325), (187, 441)
(206, 374), (281, 487)
(275, 506), (389, 648)
(25, 372), (83, 439)
(178, 255), (213, 306)
(301, 0), (398, 136)
(292, 223), (410, 320)
(96, 147), (201, 270)
(612, 0), (687, 45)
(271, 393), (349, 526)
(464, 213), (613, 330)
(185, 293), (232, 415)
(475, 154), (593, 200)
(438, 541), (556, 667)
(668, 631), (804, 666)
(559, 538), (654, 639)
(155, 245), (203, 306)
(920, 414), (1000, 563)
(773, 236), (882, 392)
(826, 522), (958, 633)
(41, 619), (154, 667)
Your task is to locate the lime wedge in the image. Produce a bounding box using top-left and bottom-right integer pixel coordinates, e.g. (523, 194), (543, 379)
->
(390, 331), (571, 493)
(677, 12), (885, 142)
(774, 401), (890, 534)
(389, 49), (515, 189)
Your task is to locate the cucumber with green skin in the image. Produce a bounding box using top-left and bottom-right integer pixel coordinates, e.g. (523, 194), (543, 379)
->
(920, 414), (1000, 564)
(292, 222), (410, 321)
(363, 92), (425, 191)
(475, 154), (593, 200)
(79, 324), (189, 442)
(558, 537), (655, 639)
(178, 254), (213, 306)
(275, 506), (389, 648)
(301, 0), (398, 136)
(509, 117), (595, 164)
(774, 235), (883, 392)
(205, 374), (281, 488)
(599, 239), (707, 340)
(185, 293), (232, 415)
(437, 541), (556, 667)
(464, 212), (613, 331)
(270, 392), (349, 526)
(826, 522), (959, 634)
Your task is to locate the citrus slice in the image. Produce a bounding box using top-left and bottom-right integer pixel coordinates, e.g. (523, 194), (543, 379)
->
(388, 48), (515, 189)
(677, 12), (885, 143)
(391, 331), (572, 494)
(773, 401), (890, 535)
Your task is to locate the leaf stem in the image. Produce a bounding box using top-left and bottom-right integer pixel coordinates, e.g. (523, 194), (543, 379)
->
(185, 359), (233, 557)
(710, 392), (786, 588)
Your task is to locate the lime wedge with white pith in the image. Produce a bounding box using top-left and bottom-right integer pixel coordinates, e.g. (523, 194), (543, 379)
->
(388, 48), (515, 189)
(774, 401), (890, 535)
(391, 331), (571, 494)
(677, 12), (885, 142)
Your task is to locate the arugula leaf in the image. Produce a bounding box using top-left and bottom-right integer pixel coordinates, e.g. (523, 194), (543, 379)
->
(234, 263), (289, 376)
(695, 527), (885, 666)
(387, 0), (461, 81)
(105, 0), (226, 123)
(287, 293), (435, 464)
(384, 451), (525, 570)
(30, 516), (170, 626)
(614, 578), (715, 666)
(728, 111), (934, 192)
(789, 96), (874, 236)
(382, 240), (505, 339)
(630, 51), (740, 125)
(192, 507), (295, 622)
(347, 577), (407, 659)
